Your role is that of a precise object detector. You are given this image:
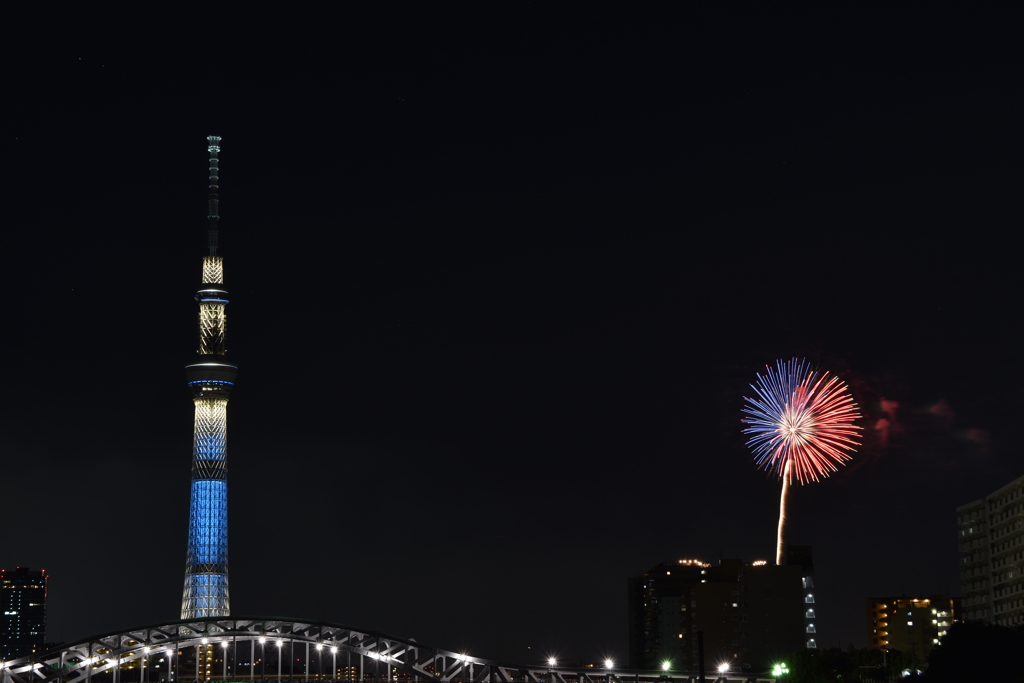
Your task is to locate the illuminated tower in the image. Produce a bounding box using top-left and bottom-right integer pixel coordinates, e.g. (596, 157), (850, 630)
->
(180, 135), (237, 619)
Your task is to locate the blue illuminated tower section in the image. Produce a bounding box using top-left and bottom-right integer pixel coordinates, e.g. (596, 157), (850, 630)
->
(180, 135), (237, 619)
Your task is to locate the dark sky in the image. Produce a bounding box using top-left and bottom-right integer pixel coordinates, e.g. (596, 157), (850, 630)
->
(4, 4), (1019, 666)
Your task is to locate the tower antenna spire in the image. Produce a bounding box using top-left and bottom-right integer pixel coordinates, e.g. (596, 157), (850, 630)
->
(207, 135), (221, 256)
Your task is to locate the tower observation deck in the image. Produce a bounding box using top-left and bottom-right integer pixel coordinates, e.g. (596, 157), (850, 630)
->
(180, 136), (237, 619)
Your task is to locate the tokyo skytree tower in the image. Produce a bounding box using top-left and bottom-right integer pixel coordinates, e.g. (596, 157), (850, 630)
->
(180, 136), (237, 618)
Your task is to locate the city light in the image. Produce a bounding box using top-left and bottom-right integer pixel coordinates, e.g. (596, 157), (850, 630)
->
(676, 559), (711, 568)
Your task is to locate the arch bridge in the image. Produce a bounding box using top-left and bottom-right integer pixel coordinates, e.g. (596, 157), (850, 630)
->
(0, 618), (773, 683)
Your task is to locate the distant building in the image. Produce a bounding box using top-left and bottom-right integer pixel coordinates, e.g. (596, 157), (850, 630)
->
(957, 474), (1024, 625)
(1, 567), (48, 660)
(627, 547), (814, 672)
(865, 595), (960, 660)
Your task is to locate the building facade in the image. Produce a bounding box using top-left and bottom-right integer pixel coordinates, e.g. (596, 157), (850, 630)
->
(0, 567), (48, 660)
(627, 547), (814, 672)
(865, 595), (959, 660)
(957, 474), (1024, 626)
(180, 136), (238, 619)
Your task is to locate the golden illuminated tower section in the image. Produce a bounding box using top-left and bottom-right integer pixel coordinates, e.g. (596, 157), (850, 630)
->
(181, 135), (237, 619)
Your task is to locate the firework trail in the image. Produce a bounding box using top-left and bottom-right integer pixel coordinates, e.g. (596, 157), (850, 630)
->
(742, 358), (862, 564)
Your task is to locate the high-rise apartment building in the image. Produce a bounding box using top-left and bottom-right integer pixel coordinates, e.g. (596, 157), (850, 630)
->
(865, 595), (959, 659)
(0, 567), (48, 660)
(627, 548), (814, 672)
(957, 474), (1024, 625)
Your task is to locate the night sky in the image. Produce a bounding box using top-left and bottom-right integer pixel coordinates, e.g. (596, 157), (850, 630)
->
(4, 4), (1019, 666)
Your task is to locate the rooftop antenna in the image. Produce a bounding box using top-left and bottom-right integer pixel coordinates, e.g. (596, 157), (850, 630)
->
(207, 135), (221, 255)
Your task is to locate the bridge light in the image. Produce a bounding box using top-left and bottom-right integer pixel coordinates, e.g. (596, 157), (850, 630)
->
(604, 659), (614, 669)
(276, 641), (283, 648)
(661, 661), (670, 671)
(547, 658), (556, 667)
(316, 644), (323, 651)
(222, 642), (229, 648)
(259, 637), (266, 644)
(331, 647), (337, 654)
(201, 638), (208, 645)
(717, 663), (730, 674)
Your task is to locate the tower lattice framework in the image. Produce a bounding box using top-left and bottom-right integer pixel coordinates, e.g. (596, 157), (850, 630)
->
(181, 135), (237, 619)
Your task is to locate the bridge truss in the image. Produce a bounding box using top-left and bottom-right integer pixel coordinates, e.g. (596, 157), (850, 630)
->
(0, 618), (772, 683)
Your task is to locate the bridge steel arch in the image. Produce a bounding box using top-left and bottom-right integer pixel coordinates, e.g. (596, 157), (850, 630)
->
(0, 617), (773, 683)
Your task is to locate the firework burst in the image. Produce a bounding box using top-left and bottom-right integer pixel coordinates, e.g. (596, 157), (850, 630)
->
(742, 358), (862, 563)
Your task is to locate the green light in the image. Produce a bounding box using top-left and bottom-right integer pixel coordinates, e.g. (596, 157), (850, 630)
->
(771, 662), (789, 676)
